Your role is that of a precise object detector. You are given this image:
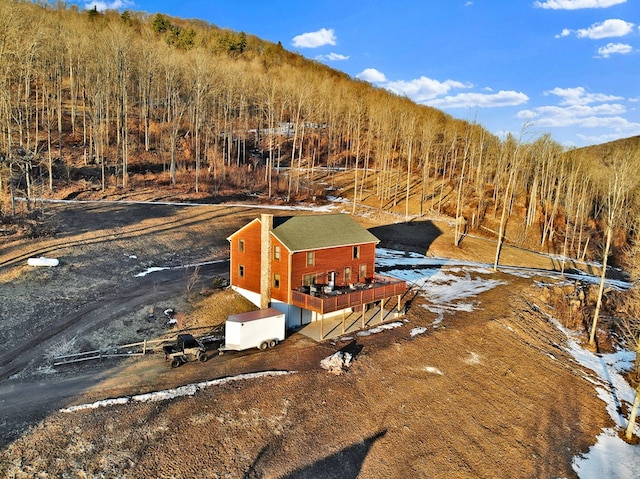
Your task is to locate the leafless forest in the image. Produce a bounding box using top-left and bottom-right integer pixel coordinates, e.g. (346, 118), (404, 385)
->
(1, 1), (639, 381)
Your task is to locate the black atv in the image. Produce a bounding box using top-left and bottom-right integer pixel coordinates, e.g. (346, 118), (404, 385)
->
(162, 333), (208, 368)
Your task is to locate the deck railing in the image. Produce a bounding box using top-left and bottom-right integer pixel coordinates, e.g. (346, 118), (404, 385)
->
(290, 275), (407, 315)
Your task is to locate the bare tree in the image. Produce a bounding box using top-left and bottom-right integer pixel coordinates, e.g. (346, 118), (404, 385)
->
(589, 149), (640, 346)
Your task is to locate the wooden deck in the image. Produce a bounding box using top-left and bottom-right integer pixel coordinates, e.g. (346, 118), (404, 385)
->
(290, 275), (406, 315)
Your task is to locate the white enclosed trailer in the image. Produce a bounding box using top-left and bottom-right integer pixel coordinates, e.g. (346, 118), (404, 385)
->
(219, 307), (286, 352)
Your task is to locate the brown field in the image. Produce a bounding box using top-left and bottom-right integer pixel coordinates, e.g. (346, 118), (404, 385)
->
(0, 191), (615, 478)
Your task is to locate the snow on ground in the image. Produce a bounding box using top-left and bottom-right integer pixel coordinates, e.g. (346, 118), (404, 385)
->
(356, 321), (404, 336)
(547, 316), (640, 478)
(60, 371), (295, 413)
(377, 249), (505, 326)
(377, 247), (639, 478)
(134, 259), (227, 277)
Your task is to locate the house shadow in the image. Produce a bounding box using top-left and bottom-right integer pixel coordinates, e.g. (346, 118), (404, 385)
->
(275, 429), (387, 479)
(369, 219), (442, 255)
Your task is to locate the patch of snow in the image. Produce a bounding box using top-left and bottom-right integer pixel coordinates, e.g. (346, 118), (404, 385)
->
(60, 371), (296, 413)
(134, 259), (228, 278)
(320, 351), (353, 375)
(424, 366), (443, 375)
(356, 321), (403, 337)
(410, 326), (427, 337)
(573, 428), (640, 479)
(463, 352), (482, 365)
(135, 266), (169, 277)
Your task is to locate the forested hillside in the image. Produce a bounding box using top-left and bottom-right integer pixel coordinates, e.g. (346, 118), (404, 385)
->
(1, 0), (639, 269)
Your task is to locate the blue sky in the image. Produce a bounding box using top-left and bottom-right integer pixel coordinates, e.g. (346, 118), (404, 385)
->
(75, 0), (639, 148)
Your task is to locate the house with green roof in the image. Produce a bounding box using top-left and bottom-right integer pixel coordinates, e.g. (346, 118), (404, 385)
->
(227, 213), (406, 333)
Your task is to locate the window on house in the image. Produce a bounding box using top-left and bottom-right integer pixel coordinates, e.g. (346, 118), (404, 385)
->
(306, 251), (315, 266)
(238, 239), (245, 253)
(359, 264), (367, 281)
(274, 245), (281, 261)
(239, 264), (245, 278)
(273, 273), (280, 288)
(344, 267), (352, 283)
(302, 273), (317, 286)
(353, 245), (360, 259)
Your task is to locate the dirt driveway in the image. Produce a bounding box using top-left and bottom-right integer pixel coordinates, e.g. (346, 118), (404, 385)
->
(0, 200), (614, 478)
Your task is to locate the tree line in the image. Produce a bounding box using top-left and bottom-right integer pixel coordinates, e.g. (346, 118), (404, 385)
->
(1, 1), (639, 259)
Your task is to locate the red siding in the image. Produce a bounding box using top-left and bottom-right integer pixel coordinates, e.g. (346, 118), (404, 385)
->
(228, 220), (261, 294)
(289, 243), (376, 289)
(270, 237), (291, 303)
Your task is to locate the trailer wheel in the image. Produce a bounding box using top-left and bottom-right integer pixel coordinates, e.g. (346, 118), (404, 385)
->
(170, 358), (182, 368)
(269, 339), (277, 348)
(199, 352), (208, 362)
(259, 341), (268, 350)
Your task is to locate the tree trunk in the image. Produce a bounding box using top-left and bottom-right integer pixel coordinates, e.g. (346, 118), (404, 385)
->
(589, 225), (612, 345)
(625, 385), (640, 441)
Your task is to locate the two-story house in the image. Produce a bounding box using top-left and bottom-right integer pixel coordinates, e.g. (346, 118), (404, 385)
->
(227, 213), (406, 332)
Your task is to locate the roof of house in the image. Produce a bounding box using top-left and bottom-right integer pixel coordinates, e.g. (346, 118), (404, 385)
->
(271, 214), (379, 252)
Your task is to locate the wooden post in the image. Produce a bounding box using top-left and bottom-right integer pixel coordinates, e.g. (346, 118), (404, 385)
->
(380, 299), (384, 323)
(362, 304), (366, 328)
(320, 313), (324, 340)
(143, 340), (147, 355)
(397, 295), (401, 313)
(342, 309), (346, 334)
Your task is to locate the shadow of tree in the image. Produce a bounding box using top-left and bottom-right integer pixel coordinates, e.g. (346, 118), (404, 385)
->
(278, 429), (387, 479)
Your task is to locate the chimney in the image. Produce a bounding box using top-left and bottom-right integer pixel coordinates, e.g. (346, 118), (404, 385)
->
(260, 214), (273, 309)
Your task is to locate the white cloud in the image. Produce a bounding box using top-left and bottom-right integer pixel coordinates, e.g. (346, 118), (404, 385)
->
(83, 0), (132, 11)
(385, 76), (472, 103)
(576, 19), (635, 39)
(292, 28), (337, 48)
(517, 86), (640, 141)
(316, 53), (349, 62)
(558, 19), (635, 39)
(535, 0), (627, 9)
(577, 131), (638, 144)
(597, 42), (633, 57)
(428, 90), (529, 109)
(356, 68), (387, 83)
(357, 69), (525, 109)
(518, 104), (627, 127)
(544, 86), (622, 105)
